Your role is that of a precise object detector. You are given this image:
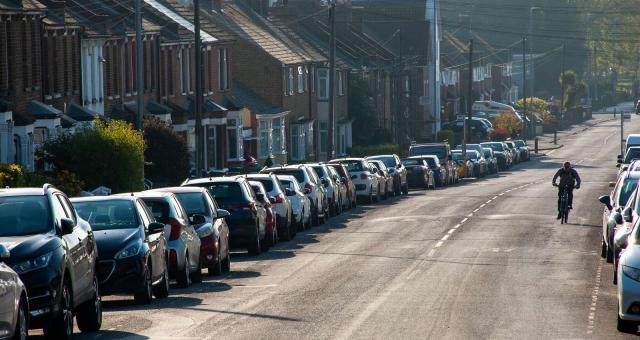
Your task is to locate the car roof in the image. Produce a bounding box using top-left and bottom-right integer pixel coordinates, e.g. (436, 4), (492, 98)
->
(621, 171), (640, 179)
(119, 191), (174, 199)
(246, 174), (275, 180)
(407, 155), (437, 159)
(366, 155), (396, 159)
(410, 143), (447, 147)
(70, 196), (136, 203)
(183, 176), (246, 185)
(0, 188), (48, 196)
(148, 186), (207, 194)
(331, 158), (366, 162)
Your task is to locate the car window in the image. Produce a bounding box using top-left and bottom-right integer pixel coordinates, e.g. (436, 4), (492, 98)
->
(270, 169), (305, 183)
(193, 182), (247, 205)
(618, 178), (639, 207)
(339, 160), (365, 172)
(138, 200), (156, 223)
(625, 149), (640, 163)
(143, 199), (171, 223)
(75, 200), (140, 231)
(137, 201), (151, 226)
(409, 146), (446, 159)
(57, 195), (77, 224)
(254, 179), (274, 192)
(306, 168), (320, 184)
(402, 159), (422, 166)
(0, 195), (53, 236)
(171, 196), (189, 222)
(175, 192), (210, 217)
(370, 156), (396, 168)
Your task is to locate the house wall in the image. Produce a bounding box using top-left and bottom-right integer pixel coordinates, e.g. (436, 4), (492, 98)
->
(231, 39), (284, 105)
(42, 27), (82, 113)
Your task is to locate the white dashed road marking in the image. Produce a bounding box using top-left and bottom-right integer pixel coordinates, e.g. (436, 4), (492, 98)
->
(587, 258), (604, 334)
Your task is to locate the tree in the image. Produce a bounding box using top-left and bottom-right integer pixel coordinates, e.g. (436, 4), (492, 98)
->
(516, 97), (551, 121)
(44, 119), (145, 193)
(495, 112), (522, 133)
(349, 74), (392, 146)
(143, 117), (190, 187)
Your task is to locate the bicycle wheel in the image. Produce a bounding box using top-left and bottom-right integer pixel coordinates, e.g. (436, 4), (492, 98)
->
(559, 196), (567, 224)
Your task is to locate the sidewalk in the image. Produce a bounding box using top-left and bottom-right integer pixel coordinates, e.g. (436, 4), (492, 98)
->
(528, 114), (615, 154)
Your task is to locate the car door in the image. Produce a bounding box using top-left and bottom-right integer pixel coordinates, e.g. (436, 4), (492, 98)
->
(137, 200), (163, 282)
(172, 197), (199, 270)
(0, 263), (17, 337)
(52, 194), (87, 300)
(205, 192), (229, 256)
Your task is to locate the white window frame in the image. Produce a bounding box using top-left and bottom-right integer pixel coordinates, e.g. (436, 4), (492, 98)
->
(290, 124), (305, 161)
(318, 68), (329, 100)
(297, 66), (304, 94)
(289, 67), (294, 96)
(319, 121), (328, 154)
(338, 71), (344, 96)
(207, 126), (217, 169)
(258, 119), (272, 159)
(226, 117), (242, 161)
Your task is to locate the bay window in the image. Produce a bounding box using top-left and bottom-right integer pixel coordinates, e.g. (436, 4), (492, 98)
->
(319, 121), (328, 154)
(297, 66), (304, 94)
(226, 118), (240, 161)
(288, 67), (294, 96)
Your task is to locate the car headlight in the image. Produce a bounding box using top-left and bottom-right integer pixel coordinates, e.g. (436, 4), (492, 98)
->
(623, 265), (640, 282)
(13, 252), (53, 274)
(115, 243), (142, 260)
(197, 226), (213, 238)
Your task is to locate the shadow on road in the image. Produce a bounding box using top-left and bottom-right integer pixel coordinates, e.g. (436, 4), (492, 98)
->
(102, 295), (204, 312)
(180, 306), (304, 322)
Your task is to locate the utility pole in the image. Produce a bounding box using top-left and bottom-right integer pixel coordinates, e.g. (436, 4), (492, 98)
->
(463, 39), (473, 176)
(522, 37), (528, 139)
(135, 0), (144, 130)
(327, 1), (336, 161)
(560, 43), (566, 123)
(194, 0), (204, 175)
(594, 43), (598, 108)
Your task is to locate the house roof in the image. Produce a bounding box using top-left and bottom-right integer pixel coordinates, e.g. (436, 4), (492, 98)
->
(227, 81), (288, 116)
(160, 0), (235, 43)
(65, 0), (162, 37)
(145, 0), (217, 43)
(27, 100), (61, 119)
(0, 0), (45, 12)
(67, 103), (98, 122)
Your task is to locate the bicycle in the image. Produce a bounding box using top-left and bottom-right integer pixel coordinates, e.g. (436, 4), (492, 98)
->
(555, 184), (570, 224)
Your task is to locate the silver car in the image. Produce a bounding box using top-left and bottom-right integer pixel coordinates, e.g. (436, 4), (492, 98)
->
(277, 175), (312, 231)
(330, 158), (381, 203)
(0, 244), (28, 340)
(308, 163), (341, 216)
(246, 174), (294, 240)
(368, 159), (394, 199)
(130, 192), (202, 288)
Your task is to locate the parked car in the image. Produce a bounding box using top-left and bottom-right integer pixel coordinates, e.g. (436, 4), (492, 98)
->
(482, 147), (499, 174)
(249, 181), (278, 250)
(368, 159), (395, 199)
(625, 134), (640, 154)
(131, 191), (202, 287)
(0, 244), (28, 340)
(308, 163), (341, 215)
(401, 158), (434, 190)
(71, 196), (170, 304)
(276, 175), (312, 231)
(408, 155), (446, 187)
(481, 142), (510, 170)
(263, 165), (327, 226)
(452, 152), (474, 178)
(453, 150), (487, 177)
(504, 141), (520, 164)
(409, 143), (455, 184)
(150, 187), (230, 276)
(442, 117), (493, 139)
(246, 174), (294, 241)
(326, 163), (357, 209)
(619, 147), (640, 175)
(513, 139), (530, 161)
(599, 172), (640, 265)
(367, 154), (409, 195)
(613, 216), (640, 331)
(183, 176), (267, 255)
(327, 165), (349, 211)
(330, 158), (381, 203)
(0, 186), (102, 339)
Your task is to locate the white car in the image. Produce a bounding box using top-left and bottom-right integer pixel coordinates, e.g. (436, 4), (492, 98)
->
(368, 159), (394, 199)
(616, 226), (640, 332)
(330, 158), (381, 203)
(276, 175), (312, 231)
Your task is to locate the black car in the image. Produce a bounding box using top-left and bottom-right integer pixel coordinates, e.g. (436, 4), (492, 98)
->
(183, 176), (267, 255)
(71, 196), (170, 304)
(401, 158), (434, 190)
(0, 185), (102, 339)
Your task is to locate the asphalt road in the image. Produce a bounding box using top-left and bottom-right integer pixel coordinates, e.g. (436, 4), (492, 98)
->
(60, 114), (635, 339)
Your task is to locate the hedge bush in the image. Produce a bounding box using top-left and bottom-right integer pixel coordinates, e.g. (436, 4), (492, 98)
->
(0, 164), (84, 196)
(44, 119), (145, 193)
(143, 118), (190, 187)
(347, 144), (399, 157)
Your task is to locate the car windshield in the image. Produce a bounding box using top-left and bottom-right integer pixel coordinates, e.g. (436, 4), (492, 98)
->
(174, 192), (209, 217)
(0, 195), (52, 236)
(483, 150), (492, 158)
(371, 161), (386, 170)
(74, 200), (139, 231)
(514, 140), (526, 147)
(280, 180), (297, 192)
(370, 156), (396, 168)
(410, 146), (446, 159)
(199, 182), (246, 205)
(625, 149), (640, 163)
(618, 179), (640, 207)
(339, 160), (365, 172)
(467, 152), (478, 160)
(141, 199), (171, 223)
(327, 164), (347, 177)
(452, 153), (464, 161)
(482, 143), (505, 152)
(271, 169), (305, 183)
(312, 166), (328, 178)
(253, 179), (274, 192)
(249, 184), (267, 199)
(402, 159), (421, 166)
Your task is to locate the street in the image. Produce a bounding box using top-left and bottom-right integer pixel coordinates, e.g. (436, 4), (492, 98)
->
(70, 114), (633, 339)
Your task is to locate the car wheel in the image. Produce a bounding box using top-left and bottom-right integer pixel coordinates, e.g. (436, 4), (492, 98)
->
(368, 189), (374, 204)
(176, 254), (191, 288)
(618, 312), (637, 333)
(13, 296), (27, 340)
(248, 226), (262, 256)
(45, 279), (74, 339)
(191, 258), (203, 284)
(601, 237), (607, 258)
(153, 260), (170, 299)
(312, 203), (320, 226)
(76, 275), (102, 332)
(607, 241), (614, 264)
(403, 183), (409, 194)
(221, 250), (231, 273)
(261, 230), (271, 252)
(134, 263), (153, 304)
(209, 243), (223, 276)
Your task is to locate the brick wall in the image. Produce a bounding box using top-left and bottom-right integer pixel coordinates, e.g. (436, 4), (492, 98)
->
(43, 28), (82, 112)
(231, 39), (283, 105)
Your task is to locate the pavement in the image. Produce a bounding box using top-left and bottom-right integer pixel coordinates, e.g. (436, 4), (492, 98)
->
(531, 115), (618, 153)
(33, 114), (637, 340)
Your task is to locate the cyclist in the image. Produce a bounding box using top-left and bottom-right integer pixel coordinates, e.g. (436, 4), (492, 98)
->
(552, 161), (581, 219)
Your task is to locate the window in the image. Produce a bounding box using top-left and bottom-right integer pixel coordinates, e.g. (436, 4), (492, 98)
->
(297, 66), (304, 94)
(180, 47), (191, 94)
(207, 126), (217, 169)
(338, 71), (344, 96)
(283, 68), (287, 96)
(13, 135), (21, 165)
(288, 67), (294, 96)
(290, 124), (304, 161)
(272, 118), (285, 154)
(227, 118), (239, 160)
(218, 48), (229, 90)
(259, 120), (271, 158)
(318, 68), (328, 100)
(319, 121), (328, 154)
(304, 66), (309, 92)
(33, 127), (49, 147)
(311, 66), (315, 93)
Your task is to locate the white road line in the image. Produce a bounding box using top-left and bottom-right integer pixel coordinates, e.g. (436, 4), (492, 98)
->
(473, 208), (480, 213)
(441, 234), (450, 241)
(586, 258), (604, 335)
(480, 203), (486, 208)
(448, 228), (456, 234)
(499, 193), (505, 196)
(427, 249), (436, 257)
(453, 223), (462, 229)
(434, 241), (444, 248)
(492, 196), (498, 199)
(460, 218), (468, 224)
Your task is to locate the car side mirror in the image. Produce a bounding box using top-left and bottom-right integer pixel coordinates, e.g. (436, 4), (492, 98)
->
(599, 195), (613, 211)
(617, 159), (623, 164)
(616, 234), (629, 250)
(60, 218), (75, 235)
(303, 188), (312, 195)
(618, 154), (623, 160)
(256, 193), (265, 202)
(216, 209), (231, 219)
(616, 163), (621, 168)
(285, 188), (295, 197)
(148, 222), (165, 234)
(623, 208), (633, 223)
(614, 212), (624, 225)
(341, 176), (348, 183)
(378, 170), (384, 176)
(0, 244), (9, 261)
(191, 214), (206, 225)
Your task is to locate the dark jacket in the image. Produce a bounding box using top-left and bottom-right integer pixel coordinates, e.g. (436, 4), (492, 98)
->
(553, 167), (581, 188)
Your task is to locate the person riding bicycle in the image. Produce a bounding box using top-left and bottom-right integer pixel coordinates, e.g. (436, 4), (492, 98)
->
(552, 161), (581, 219)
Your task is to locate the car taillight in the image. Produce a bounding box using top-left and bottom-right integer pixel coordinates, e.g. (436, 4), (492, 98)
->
(360, 173), (368, 180)
(273, 195), (285, 204)
(230, 203), (252, 211)
(168, 217), (183, 241)
(169, 250), (177, 266)
(305, 183), (313, 191)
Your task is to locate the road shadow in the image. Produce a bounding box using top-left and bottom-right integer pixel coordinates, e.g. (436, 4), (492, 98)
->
(31, 330), (150, 340)
(180, 306), (304, 322)
(102, 296), (203, 312)
(218, 270), (261, 280)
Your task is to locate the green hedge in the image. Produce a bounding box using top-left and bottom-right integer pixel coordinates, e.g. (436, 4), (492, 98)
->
(347, 144), (400, 157)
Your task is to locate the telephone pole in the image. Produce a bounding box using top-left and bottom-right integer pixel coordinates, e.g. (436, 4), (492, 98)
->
(327, 1), (336, 161)
(135, 0), (144, 130)
(522, 37), (528, 139)
(194, 0), (204, 175)
(463, 39), (473, 177)
(560, 43), (566, 123)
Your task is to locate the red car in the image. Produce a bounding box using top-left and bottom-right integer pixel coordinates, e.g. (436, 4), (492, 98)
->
(150, 187), (231, 276)
(249, 181), (277, 251)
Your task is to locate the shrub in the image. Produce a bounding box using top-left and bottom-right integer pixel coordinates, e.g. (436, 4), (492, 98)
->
(44, 119), (145, 193)
(488, 127), (510, 141)
(495, 112), (522, 133)
(347, 144), (399, 157)
(0, 164), (23, 187)
(143, 118), (190, 187)
(436, 129), (455, 146)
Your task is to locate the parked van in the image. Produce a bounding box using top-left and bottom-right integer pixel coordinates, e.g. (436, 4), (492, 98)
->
(472, 101), (522, 122)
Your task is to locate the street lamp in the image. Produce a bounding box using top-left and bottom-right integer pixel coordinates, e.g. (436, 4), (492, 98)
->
(528, 7), (543, 137)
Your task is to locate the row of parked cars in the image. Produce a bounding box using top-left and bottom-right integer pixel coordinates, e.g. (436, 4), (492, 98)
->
(0, 139), (530, 340)
(598, 133), (640, 332)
